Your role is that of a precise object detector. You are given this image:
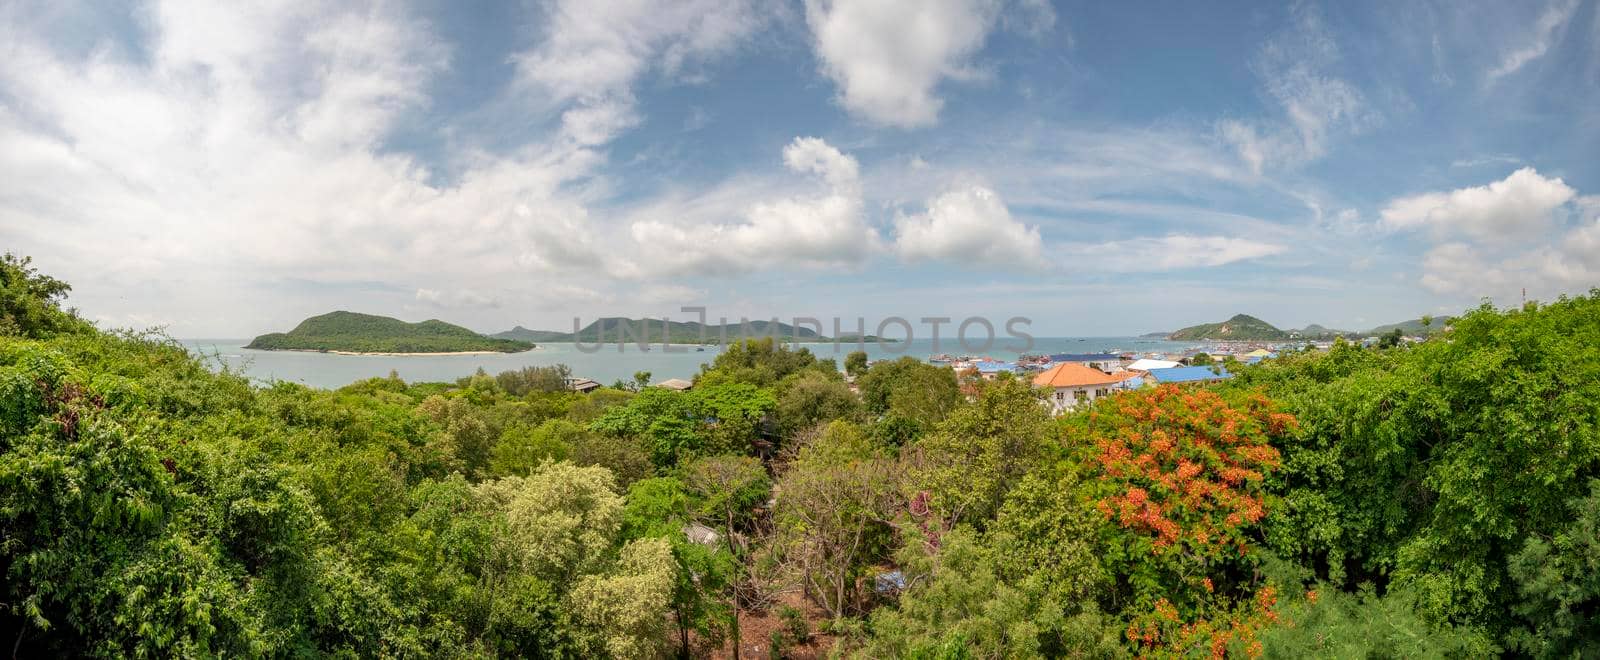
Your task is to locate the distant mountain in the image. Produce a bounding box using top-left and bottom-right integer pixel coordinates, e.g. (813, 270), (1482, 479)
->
(1367, 316), (1452, 337)
(248, 311), (533, 354)
(1168, 314), (1290, 341)
(497, 317), (884, 344)
(1294, 324), (1354, 339)
(492, 326), (578, 343)
(1139, 331), (1171, 338)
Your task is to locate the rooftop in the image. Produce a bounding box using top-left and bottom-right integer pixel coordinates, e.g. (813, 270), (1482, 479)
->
(1033, 362), (1126, 388)
(1148, 366), (1233, 383)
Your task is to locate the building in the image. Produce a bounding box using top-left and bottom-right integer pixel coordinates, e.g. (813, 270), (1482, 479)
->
(975, 361), (1019, 380)
(1047, 353), (1125, 373)
(1127, 358), (1180, 372)
(1146, 366), (1232, 384)
(1033, 362), (1135, 414)
(654, 378), (694, 391)
(564, 377), (601, 393)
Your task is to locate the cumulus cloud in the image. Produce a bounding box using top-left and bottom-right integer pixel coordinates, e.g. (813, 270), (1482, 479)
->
(894, 185), (1044, 269)
(803, 0), (1000, 128)
(515, 0), (764, 145)
(1397, 172), (1597, 300)
(1219, 4), (1371, 174)
(1380, 167), (1576, 239)
(1486, 0), (1580, 82)
(625, 137), (880, 276)
(1058, 235), (1288, 273)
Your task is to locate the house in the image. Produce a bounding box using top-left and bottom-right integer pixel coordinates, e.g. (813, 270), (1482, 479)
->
(1046, 353), (1124, 373)
(654, 378), (694, 391)
(1242, 348), (1275, 359)
(975, 361), (1019, 380)
(1033, 362), (1136, 414)
(1127, 358), (1180, 372)
(564, 377), (601, 393)
(1147, 366), (1232, 384)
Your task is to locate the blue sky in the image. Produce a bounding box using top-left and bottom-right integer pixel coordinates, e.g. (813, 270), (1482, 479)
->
(2, 0), (1598, 337)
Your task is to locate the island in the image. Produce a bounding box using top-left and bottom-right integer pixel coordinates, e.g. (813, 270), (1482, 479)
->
(248, 311), (534, 355)
(1167, 314), (1289, 341)
(494, 317), (890, 344)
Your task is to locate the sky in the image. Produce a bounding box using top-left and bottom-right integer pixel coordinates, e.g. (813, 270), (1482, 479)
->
(2, 0), (1599, 337)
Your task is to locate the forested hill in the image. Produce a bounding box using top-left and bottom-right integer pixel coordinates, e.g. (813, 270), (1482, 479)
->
(248, 310), (533, 353)
(1167, 313), (1289, 340)
(495, 317), (883, 343)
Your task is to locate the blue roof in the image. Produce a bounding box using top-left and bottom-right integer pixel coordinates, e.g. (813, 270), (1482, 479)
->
(976, 362), (1018, 372)
(1048, 353), (1121, 362)
(1148, 366), (1233, 383)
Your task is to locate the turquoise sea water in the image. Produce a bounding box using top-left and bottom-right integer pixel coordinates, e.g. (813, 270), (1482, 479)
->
(180, 337), (1207, 390)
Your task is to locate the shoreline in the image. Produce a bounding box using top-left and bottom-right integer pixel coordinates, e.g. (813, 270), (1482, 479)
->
(250, 347), (536, 357)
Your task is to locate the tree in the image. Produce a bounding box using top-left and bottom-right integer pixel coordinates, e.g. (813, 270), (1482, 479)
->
(698, 337), (820, 388)
(1232, 294), (1600, 630)
(774, 369), (861, 440)
(685, 456), (770, 660)
(633, 370), (653, 392)
(844, 350), (869, 377)
(773, 421), (900, 621)
(1191, 352), (1214, 366)
(856, 357), (961, 442)
(0, 253), (90, 338)
(909, 376), (1052, 529)
(1506, 479), (1600, 655)
(494, 364), (572, 396)
(1072, 386), (1292, 605)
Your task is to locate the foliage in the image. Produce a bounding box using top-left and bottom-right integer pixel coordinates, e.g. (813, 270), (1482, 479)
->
(910, 376), (1052, 529)
(1505, 478), (1600, 655)
(697, 337), (823, 388)
(1231, 293), (1600, 630)
(774, 369), (861, 441)
(1070, 385), (1292, 615)
(856, 356), (960, 443)
(493, 364), (572, 396)
(1251, 583), (1495, 657)
(7, 258), (1600, 657)
(773, 421), (900, 621)
(0, 253), (92, 338)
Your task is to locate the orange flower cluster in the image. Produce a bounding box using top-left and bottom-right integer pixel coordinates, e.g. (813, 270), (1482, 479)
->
(1086, 385), (1291, 556)
(1125, 586), (1280, 659)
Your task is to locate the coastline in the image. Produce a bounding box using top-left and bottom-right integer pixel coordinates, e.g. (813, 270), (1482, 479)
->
(250, 347), (536, 357)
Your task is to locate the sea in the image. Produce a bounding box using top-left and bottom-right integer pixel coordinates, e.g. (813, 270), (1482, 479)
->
(179, 337), (1207, 390)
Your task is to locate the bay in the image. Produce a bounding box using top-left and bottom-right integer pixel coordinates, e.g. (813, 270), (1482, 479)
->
(180, 337), (1206, 390)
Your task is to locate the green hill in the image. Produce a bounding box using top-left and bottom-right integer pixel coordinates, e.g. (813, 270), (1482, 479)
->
(248, 311), (533, 353)
(496, 317), (884, 343)
(1368, 316), (1452, 337)
(1295, 324), (1354, 339)
(1168, 314), (1289, 341)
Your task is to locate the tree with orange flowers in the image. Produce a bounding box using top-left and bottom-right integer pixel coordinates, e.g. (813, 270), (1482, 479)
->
(1066, 384), (1296, 656)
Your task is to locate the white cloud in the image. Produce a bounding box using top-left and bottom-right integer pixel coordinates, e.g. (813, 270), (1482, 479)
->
(894, 185), (1044, 269)
(803, 0), (1000, 128)
(1380, 167), (1577, 239)
(416, 288), (500, 309)
(514, 0), (764, 145)
(1057, 235), (1288, 273)
(624, 137), (881, 276)
(1486, 0), (1580, 83)
(1405, 177), (1598, 301)
(1219, 4), (1370, 174)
